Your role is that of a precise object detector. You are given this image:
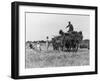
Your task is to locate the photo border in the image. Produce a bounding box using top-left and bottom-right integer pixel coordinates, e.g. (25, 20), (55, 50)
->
(11, 1), (98, 79)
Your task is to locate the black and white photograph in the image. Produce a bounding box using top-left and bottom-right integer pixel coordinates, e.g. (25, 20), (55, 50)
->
(11, 1), (97, 79)
(25, 12), (90, 68)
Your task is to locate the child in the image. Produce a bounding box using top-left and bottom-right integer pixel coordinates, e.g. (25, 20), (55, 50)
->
(37, 41), (41, 51)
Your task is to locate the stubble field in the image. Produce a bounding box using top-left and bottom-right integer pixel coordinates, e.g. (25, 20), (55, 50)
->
(25, 44), (89, 68)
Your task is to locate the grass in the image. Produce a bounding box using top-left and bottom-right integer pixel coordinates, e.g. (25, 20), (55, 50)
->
(25, 44), (89, 68)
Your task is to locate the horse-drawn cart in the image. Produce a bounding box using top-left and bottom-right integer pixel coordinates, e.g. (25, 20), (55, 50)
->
(52, 30), (83, 52)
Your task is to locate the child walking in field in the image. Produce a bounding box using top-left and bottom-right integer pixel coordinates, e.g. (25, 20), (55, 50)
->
(36, 41), (41, 51)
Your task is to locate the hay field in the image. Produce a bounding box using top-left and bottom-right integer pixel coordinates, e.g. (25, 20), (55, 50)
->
(25, 43), (89, 68)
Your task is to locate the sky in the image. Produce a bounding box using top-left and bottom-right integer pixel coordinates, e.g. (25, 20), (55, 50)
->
(26, 12), (90, 41)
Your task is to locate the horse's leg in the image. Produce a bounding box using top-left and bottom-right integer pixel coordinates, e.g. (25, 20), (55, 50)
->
(61, 46), (64, 51)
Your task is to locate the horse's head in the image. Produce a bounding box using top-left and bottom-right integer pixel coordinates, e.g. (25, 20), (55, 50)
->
(59, 29), (64, 35)
(79, 31), (82, 35)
